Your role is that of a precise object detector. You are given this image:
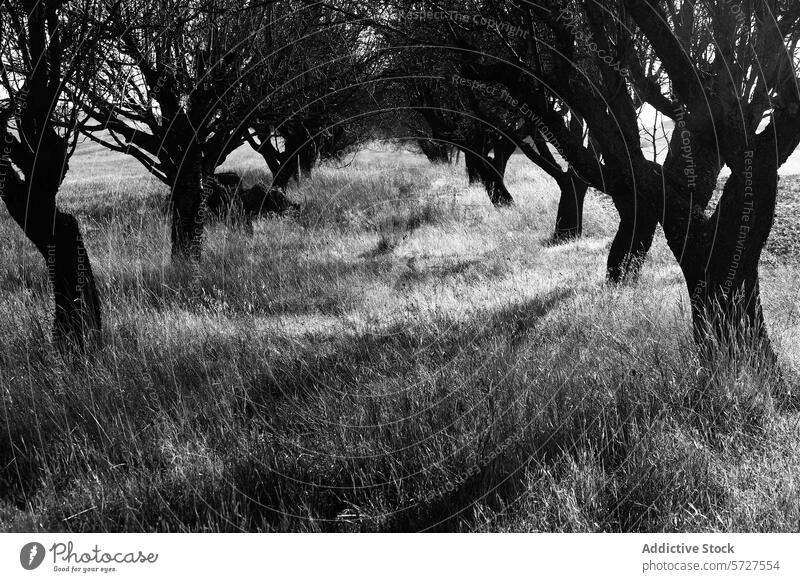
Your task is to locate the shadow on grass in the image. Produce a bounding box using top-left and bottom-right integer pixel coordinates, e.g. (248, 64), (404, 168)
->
(105, 254), (390, 317)
(0, 284), (784, 532)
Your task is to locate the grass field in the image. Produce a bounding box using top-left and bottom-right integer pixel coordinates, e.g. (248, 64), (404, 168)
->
(1, 141), (800, 532)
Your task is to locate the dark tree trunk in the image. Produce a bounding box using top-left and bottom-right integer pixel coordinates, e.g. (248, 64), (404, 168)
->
(49, 212), (102, 347)
(552, 173), (588, 242)
(1, 160), (101, 348)
(285, 129), (317, 178)
(485, 174), (514, 207)
(606, 199), (659, 283)
(688, 274), (773, 364)
(171, 145), (206, 261)
(418, 139), (453, 164)
(261, 138), (316, 190)
(678, 154), (778, 364)
(269, 160), (295, 190)
(249, 127), (316, 190)
(492, 136), (516, 171)
(463, 136), (515, 207)
(254, 138), (283, 183)
(271, 126), (317, 188)
(488, 137), (516, 206)
(298, 145), (317, 176)
(464, 149), (484, 184)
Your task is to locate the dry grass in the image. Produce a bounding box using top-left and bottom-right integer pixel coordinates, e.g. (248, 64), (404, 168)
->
(1, 142), (799, 532)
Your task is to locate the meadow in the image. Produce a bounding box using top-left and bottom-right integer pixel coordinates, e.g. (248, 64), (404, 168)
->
(1, 141), (800, 532)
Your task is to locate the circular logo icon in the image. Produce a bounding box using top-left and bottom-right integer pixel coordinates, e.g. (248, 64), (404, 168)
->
(20, 542), (46, 570)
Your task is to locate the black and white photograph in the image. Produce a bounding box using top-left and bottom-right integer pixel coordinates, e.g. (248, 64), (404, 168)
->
(1, 0), (800, 577)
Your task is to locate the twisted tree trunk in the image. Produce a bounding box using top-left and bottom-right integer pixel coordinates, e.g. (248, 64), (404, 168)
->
(282, 126), (317, 184)
(464, 148), (485, 185)
(250, 126), (318, 190)
(418, 139), (454, 164)
(489, 136), (516, 206)
(606, 198), (660, 283)
(677, 151), (778, 363)
(1, 144), (101, 348)
(463, 135), (515, 207)
(552, 172), (589, 242)
(49, 213), (102, 346)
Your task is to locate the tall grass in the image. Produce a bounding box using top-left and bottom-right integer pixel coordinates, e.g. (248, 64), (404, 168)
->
(1, 146), (799, 532)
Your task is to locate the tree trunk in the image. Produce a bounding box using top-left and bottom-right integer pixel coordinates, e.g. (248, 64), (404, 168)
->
(0, 164), (101, 348)
(286, 130), (317, 179)
(253, 137), (284, 187)
(49, 212), (102, 348)
(171, 145), (206, 261)
(485, 174), (514, 207)
(270, 161), (295, 190)
(489, 137), (516, 207)
(250, 131), (307, 190)
(552, 173), (588, 242)
(606, 199), (659, 283)
(273, 127), (317, 188)
(678, 154), (778, 364)
(463, 137), (515, 207)
(418, 139), (453, 164)
(687, 272), (773, 364)
(298, 143), (317, 176)
(464, 149), (484, 184)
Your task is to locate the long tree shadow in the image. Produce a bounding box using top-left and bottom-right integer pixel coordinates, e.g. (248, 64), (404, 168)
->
(224, 287), (580, 531)
(245, 286), (577, 408)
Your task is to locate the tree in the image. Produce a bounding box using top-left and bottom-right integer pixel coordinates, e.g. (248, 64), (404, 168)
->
(356, 1), (603, 236)
(623, 0), (800, 359)
(464, 0), (800, 359)
(244, 1), (380, 188)
(353, 0), (800, 360)
(410, 78), (518, 206)
(78, 0), (267, 259)
(374, 8), (521, 206)
(0, 0), (104, 348)
(420, 0), (660, 278)
(80, 0), (377, 259)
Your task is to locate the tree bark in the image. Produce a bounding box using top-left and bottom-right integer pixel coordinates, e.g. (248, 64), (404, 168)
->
(49, 212), (102, 347)
(1, 159), (101, 348)
(677, 153), (778, 364)
(464, 149), (484, 184)
(463, 136), (515, 207)
(254, 128), (318, 190)
(488, 136), (516, 207)
(418, 139), (453, 164)
(171, 145), (206, 261)
(552, 173), (588, 242)
(283, 127), (317, 181)
(606, 199), (659, 283)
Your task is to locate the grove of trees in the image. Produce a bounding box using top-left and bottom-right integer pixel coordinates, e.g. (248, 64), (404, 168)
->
(2, 0), (800, 372)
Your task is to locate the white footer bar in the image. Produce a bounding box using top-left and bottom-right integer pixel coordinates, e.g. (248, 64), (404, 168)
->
(2, 533), (798, 581)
